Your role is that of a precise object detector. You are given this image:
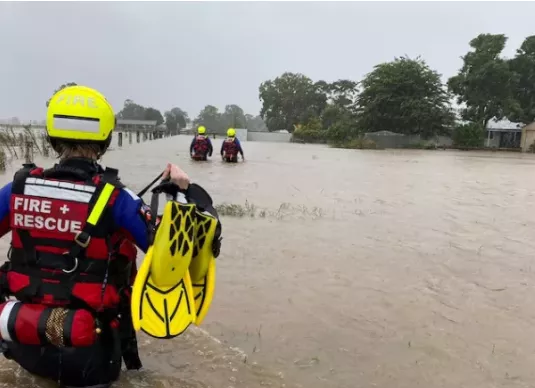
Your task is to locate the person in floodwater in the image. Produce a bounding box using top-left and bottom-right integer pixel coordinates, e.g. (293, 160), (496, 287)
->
(221, 128), (245, 163)
(0, 85), (220, 388)
(190, 125), (213, 161)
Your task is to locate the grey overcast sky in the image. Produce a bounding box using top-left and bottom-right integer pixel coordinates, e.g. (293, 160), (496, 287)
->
(1, 1), (535, 121)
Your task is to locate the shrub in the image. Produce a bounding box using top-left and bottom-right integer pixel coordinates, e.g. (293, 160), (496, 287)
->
(452, 123), (485, 148)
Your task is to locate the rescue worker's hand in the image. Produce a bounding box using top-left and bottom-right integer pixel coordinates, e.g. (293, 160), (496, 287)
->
(162, 163), (190, 190)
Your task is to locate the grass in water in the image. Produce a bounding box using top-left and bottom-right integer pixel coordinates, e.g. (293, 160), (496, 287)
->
(215, 201), (326, 220)
(0, 126), (52, 171)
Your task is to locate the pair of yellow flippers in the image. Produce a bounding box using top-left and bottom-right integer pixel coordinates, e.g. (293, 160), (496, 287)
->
(131, 201), (218, 339)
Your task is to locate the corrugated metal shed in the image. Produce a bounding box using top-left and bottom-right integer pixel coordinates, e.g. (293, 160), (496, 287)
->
(486, 119), (523, 132)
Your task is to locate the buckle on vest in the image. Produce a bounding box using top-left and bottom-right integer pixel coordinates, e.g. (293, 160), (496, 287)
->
(62, 232), (89, 274)
(74, 231), (91, 248)
(62, 255), (79, 274)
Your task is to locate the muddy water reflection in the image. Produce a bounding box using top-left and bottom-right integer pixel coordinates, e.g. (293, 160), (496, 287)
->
(1, 136), (535, 388)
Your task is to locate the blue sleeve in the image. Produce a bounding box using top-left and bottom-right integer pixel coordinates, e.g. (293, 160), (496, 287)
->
(112, 187), (150, 252)
(220, 141), (225, 155)
(236, 139), (244, 154)
(0, 182), (12, 236)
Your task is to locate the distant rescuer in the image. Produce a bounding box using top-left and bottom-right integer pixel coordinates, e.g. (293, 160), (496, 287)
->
(221, 128), (245, 163)
(0, 85), (195, 387)
(190, 125), (213, 161)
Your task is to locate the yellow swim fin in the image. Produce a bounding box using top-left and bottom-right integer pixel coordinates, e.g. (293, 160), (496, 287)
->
(131, 201), (198, 339)
(190, 210), (218, 325)
(192, 258), (216, 325)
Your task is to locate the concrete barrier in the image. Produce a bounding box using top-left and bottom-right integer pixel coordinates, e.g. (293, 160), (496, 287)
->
(247, 131), (292, 143)
(234, 128), (248, 142)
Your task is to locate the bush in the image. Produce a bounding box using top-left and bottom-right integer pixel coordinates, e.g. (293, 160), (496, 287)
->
(324, 119), (360, 143)
(331, 137), (377, 150)
(452, 122), (485, 148)
(291, 118), (326, 143)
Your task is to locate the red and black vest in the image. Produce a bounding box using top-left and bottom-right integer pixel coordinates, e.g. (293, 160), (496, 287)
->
(222, 138), (238, 157)
(193, 135), (209, 155)
(4, 163), (135, 313)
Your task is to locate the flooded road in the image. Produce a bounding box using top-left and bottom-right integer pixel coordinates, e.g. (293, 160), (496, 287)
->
(1, 135), (535, 388)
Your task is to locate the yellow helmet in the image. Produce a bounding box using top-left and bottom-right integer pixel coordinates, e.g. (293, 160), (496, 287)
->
(46, 85), (115, 147)
(198, 125), (206, 134)
(227, 128), (236, 137)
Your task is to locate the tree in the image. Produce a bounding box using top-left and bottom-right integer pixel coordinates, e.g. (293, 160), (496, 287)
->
(452, 122), (485, 147)
(144, 107), (164, 126)
(325, 116), (361, 144)
(46, 82), (77, 107)
(292, 117), (324, 143)
(259, 72), (328, 132)
(164, 107), (189, 131)
(316, 79), (360, 144)
(321, 105), (361, 142)
(171, 107), (189, 128)
(326, 79), (359, 110)
(116, 99), (146, 120)
(358, 56), (454, 138)
(115, 99), (164, 125)
(245, 114), (268, 131)
(448, 34), (516, 128)
(508, 35), (535, 124)
(321, 104), (351, 133)
(194, 105), (225, 134)
(222, 104), (246, 129)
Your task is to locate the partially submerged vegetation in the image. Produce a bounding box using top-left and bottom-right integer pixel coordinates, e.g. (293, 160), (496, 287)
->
(215, 201), (326, 220)
(329, 138), (378, 150)
(0, 125), (51, 171)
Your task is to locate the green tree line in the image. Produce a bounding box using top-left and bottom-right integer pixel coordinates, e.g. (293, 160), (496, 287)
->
(259, 33), (535, 148)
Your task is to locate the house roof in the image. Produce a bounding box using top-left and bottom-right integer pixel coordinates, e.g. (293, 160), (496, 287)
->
(486, 119), (523, 131)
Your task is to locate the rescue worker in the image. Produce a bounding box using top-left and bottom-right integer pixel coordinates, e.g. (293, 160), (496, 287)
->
(220, 128), (245, 163)
(190, 125), (213, 161)
(0, 85), (217, 388)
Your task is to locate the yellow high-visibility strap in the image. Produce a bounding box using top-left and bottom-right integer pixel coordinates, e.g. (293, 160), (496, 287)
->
(86, 183), (115, 226)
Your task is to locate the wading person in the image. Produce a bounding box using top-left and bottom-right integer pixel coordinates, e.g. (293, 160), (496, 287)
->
(220, 128), (245, 162)
(0, 85), (219, 388)
(190, 125), (213, 161)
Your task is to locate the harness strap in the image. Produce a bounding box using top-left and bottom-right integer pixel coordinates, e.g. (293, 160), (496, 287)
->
(118, 288), (142, 370)
(63, 167), (119, 271)
(64, 181), (116, 271)
(9, 250), (114, 277)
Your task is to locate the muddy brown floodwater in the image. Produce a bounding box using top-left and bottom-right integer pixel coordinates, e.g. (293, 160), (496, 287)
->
(1, 135), (535, 388)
